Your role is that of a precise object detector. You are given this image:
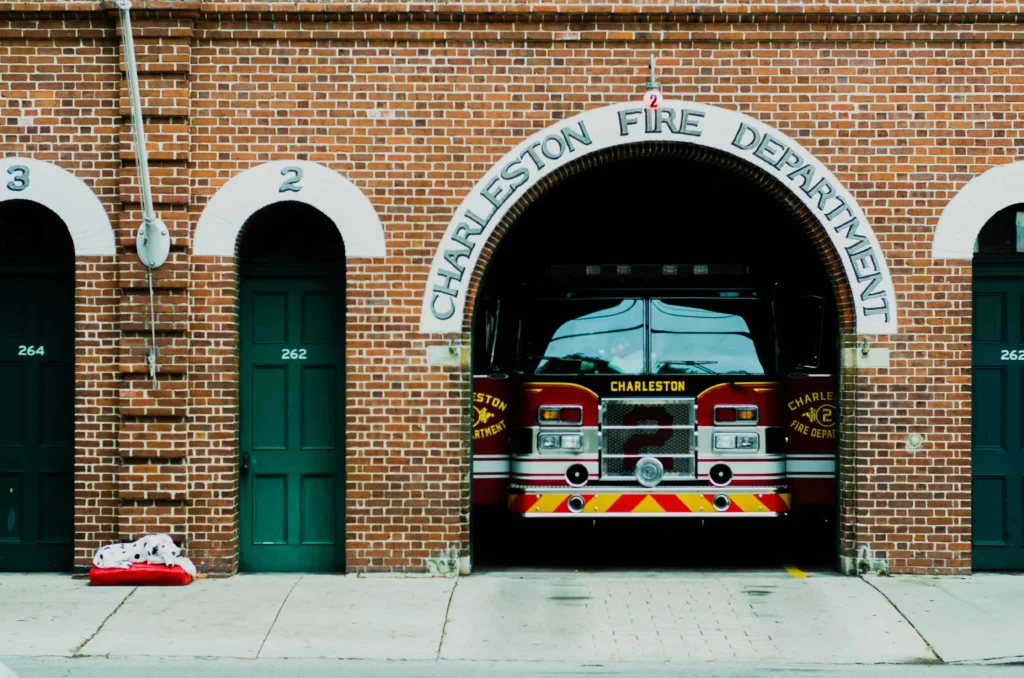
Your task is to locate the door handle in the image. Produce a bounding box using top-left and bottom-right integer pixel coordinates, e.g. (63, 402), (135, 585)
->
(241, 452), (250, 475)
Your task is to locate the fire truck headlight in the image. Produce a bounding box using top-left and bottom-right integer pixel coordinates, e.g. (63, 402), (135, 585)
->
(736, 434), (759, 450)
(714, 433), (759, 451)
(538, 433), (561, 450)
(538, 432), (582, 451)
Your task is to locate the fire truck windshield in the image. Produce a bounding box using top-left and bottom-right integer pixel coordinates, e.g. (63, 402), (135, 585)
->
(650, 299), (774, 375)
(521, 299), (645, 375)
(518, 297), (775, 376)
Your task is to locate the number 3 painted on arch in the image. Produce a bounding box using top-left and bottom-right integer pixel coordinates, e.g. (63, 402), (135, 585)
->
(6, 165), (29, 191)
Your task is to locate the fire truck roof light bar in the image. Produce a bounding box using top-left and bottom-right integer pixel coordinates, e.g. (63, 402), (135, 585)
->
(552, 264), (749, 279)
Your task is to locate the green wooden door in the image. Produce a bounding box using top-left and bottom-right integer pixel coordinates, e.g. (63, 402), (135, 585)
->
(973, 263), (1024, 570)
(239, 274), (345, 572)
(0, 267), (74, 572)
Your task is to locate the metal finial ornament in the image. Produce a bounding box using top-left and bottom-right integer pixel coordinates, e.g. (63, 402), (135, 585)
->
(642, 55), (663, 109)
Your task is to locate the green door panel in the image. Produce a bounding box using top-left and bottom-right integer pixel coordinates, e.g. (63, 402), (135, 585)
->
(0, 271), (74, 572)
(239, 275), (345, 573)
(973, 266), (1024, 570)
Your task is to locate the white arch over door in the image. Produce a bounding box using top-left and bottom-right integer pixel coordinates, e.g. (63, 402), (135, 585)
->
(933, 161), (1024, 260)
(193, 160), (385, 258)
(419, 101), (898, 336)
(0, 157), (115, 256)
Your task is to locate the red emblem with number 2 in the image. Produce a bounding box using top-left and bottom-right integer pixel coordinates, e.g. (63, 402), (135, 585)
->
(643, 89), (661, 109)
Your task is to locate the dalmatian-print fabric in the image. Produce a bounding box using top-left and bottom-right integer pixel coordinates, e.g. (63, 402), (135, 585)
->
(92, 533), (197, 579)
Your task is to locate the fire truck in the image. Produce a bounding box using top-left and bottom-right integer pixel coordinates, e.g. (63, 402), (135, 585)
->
(472, 263), (837, 520)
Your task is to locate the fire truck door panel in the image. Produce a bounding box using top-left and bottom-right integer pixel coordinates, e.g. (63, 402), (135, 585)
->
(973, 272), (1024, 571)
(473, 374), (512, 504)
(784, 375), (837, 505)
(240, 276), (345, 573)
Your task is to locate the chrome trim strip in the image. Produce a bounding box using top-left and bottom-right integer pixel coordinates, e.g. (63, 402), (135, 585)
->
(521, 513), (783, 519)
(508, 484), (788, 494)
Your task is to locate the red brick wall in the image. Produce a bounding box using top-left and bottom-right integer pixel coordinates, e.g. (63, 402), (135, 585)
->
(1, 1), (1001, 574)
(0, 11), (123, 566)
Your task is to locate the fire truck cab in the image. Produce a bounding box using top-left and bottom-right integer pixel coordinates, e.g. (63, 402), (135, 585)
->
(472, 263), (837, 520)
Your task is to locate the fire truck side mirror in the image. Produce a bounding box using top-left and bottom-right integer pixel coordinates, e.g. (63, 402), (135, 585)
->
(476, 299), (502, 373)
(791, 295), (825, 371)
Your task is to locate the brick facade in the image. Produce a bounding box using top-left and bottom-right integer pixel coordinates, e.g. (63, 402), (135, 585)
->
(2, 0), (1011, 575)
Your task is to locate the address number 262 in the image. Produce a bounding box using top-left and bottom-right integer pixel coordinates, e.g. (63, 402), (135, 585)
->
(1000, 350), (1024, 361)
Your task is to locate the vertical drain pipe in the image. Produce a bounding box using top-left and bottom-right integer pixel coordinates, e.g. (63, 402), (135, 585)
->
(116, 0), (170, 388)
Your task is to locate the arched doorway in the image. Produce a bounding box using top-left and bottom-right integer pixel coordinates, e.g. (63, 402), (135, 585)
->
(972, 203), (1024, 570)
(0, 200), (75, 571)
(237, 202), (347, 572)
(418, 102), (899, 573)
(192, 159), (384, 574)
(469, 151), (842, 568)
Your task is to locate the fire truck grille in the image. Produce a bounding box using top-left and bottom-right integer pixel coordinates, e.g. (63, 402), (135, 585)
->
(600, 398), (697, 481)
(602, 398), (695, 427)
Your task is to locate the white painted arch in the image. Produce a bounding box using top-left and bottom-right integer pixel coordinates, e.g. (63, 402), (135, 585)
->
(933, 161), (1024, 260)
(0, 156), (115, 256)
(419, 101), (898, 335)
(193, 160), (386, 258)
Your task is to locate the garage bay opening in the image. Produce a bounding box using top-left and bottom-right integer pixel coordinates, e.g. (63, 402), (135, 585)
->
(470, 153), (840, 570)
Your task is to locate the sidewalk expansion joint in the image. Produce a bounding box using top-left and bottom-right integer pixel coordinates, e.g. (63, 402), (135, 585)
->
(948, 655), (1024, 666)
(860, 575), (945, 664)
(256, 575), (303, 659)
(72, 586), (138, 657)
(436, 577), (459, 660)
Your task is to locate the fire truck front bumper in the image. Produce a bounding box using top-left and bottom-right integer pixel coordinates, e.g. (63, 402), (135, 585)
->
(508, 486), (790, 517)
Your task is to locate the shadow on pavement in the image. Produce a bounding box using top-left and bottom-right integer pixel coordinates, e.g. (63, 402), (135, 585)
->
(471, 506), (836, 573)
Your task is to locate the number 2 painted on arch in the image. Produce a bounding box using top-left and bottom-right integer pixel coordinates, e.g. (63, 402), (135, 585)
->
(279, 166), (303, 193)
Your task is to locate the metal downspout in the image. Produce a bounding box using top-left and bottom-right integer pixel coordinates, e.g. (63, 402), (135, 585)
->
(116, 0), (170, 388)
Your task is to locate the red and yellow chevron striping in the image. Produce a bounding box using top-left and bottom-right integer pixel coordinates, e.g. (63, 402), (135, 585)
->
(509, 491), (790, 515)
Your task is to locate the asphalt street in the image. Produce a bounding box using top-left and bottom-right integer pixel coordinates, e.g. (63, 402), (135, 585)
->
(5, 659), (1024, 678)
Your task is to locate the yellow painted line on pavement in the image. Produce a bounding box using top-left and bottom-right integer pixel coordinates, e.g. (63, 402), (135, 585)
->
(784, 565), (807, 578)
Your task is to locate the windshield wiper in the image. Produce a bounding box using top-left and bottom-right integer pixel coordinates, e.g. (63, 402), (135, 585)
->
(656, 360), (718, 375)
(527, 354), (615, 372)
(528, 354), (610, 364)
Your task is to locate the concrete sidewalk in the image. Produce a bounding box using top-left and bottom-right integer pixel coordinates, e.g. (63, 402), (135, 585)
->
(0, 569), (1017, 666)
(868, 574), (1024, 664)
(441, 570), (927, 664)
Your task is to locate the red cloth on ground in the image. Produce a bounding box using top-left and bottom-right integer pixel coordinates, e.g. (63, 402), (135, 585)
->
(89, 562), (192, 586)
